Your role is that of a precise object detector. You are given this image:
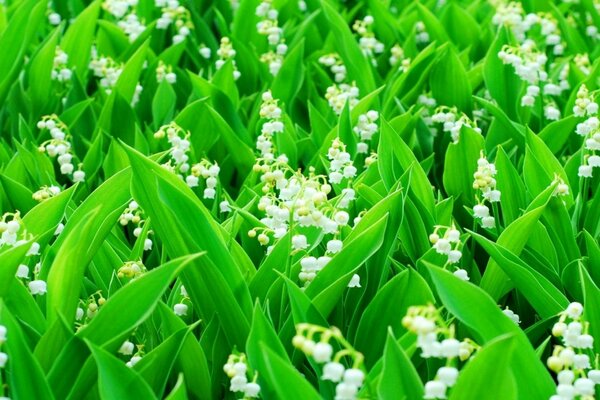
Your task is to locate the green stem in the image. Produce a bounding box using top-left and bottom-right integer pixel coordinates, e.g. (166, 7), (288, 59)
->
(492, 202), (502, 236)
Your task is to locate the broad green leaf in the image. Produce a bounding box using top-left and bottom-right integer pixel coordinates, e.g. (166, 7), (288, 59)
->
(483, 27), (521, 120)
(45, 169), (132, 326)
(425, 264), (555, 399)
(449, 334), (518, 400)
(88, 341), (158, 400)
(472, 231), (568, 318)
(306, 215), (388, 317)
(430, 44), (472, 113)
(320, 0), (376, 94)
(354, 269), (434, 367)
(0, 301), (54, 400)
(480, 203), (549, 300)
(78, 255), (200, 346)
(442, 127), (484, 203)
(378, 331), (423, 400)
(258, 343), (321, 400)
(61, 0), (101, 75)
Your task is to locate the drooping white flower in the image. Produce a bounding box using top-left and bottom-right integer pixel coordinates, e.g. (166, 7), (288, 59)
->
(322, 361), (345, 382)
(313, 342), (333, 363)
(173, 303), (188, 316)
(118, 340), (135, 355)
(29, 280), (47, 295)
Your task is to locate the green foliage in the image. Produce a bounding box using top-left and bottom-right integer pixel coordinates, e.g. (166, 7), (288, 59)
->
(0, 0), (598, 399)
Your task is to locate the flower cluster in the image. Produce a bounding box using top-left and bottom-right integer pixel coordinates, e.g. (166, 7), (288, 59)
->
(256, 91), (284, 160)
(498, 42), (548, 93)
(429, 225), (466, 278)
(0, 325), (7, 370)
(575, 54), (593, 76)
(155, 0), (193, 44)
(319, 53), (347, 83)
(502, 307), (521, 325)
(51, 47), (72, 83)
(48, 10), (61, 25)
(102, 0), (137, 19)
(431, 107), (482, 143)
(573, 85), (600, 178)
(293, 324), (366, 400)
(187, 160), (221, 199)
(327, 138), (357, 184)
(13, 234), (46, 296)
(354, 110), (379, 154)
(325, 83), (360, 115)
(249, 162), (355, 248)
(352, 15), (384, 66)
(215, 37), (241, 80)
(492, 4), (564, 54)
(173, 285), (189, 316)
(153, 122), (191, 174)
(118, 339), (137, 356)
(403, 304), (479, 399)
(119, 201), (152, 250)
(117, 13), (146, 42)
(415, 21), (430, 44)
(0, 213), (25, 249)
(418, 94), (438, 133)
(156, 61), (176, 84)
(389, 44), (411, 72)
(36, 115), (85, 183)
(473, 153), (500, 202)
(256, 0), (287, 75)
(102, 0), (146, 42)
(318, 53), (347, 83)
(472, 153), (500, 229)
(74, 291), (107, 327)
(223, 353), (261, 398)
(117, 260), (146, 280)
(118, 337), (144, 368)
(89, 49), (123, 95)
(32, 185), (61, 202)
(154, 122), (221, 199)
(548, 302), (600, 400)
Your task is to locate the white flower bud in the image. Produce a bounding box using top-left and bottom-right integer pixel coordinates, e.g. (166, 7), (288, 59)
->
(336, 382), (358, 398)
(322, 362), (345, 382)
(118, 340), (135, 355)
(588, 370), (600, 384)
(424, 380), (447, 399)
(481, 216), (495, 229)
(0, 352), (7, 368)
(437, 366), (459, 387)
(291, 235), (308, 250)
(220, 200), (231, 213)
(126, 355), (142, 368)
(348, 274), (361, 288)
(343, 368), (365, 386)
(574, 378), (595, 396)
(566, 302), (583, 318)
(447, 250), (462, 264)
(312, 342), (333, 363)
(173, 303), (188, 316)
(473, 204), (489, 218)
(557, 370), (575, 385)
(327, 239), (343, 254)
(16, 264), (29, 278)
(73, 170), (86, 182)
(28, 280), (47, 295)
(244, 382), (261, 398)
(453, 268), (469, 281)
